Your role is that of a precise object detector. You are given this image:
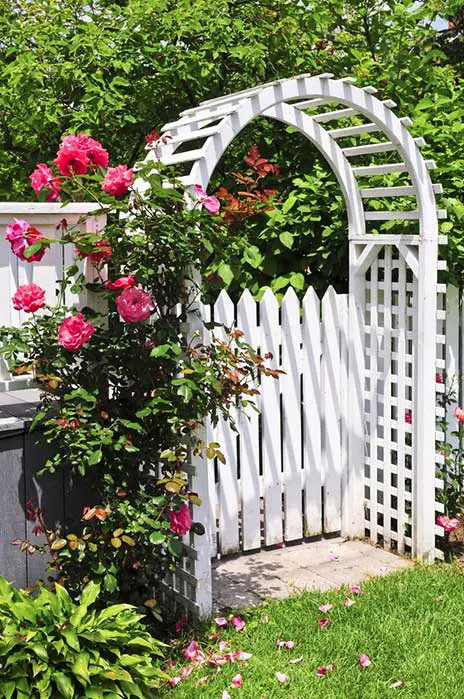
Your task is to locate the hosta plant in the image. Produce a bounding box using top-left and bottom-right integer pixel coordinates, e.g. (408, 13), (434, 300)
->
(0, 578), (166, 698)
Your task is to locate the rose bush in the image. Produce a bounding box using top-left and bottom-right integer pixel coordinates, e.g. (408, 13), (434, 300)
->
(0, 134), (278, 616)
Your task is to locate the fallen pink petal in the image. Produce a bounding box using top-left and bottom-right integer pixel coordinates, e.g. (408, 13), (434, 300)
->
(219, 640), (228, 652)
(276, 672), (290, 684)
(319, 603), (333, 613)
(231, 616), (246, 632)
(233, 651), (253, 660)
(328, 553), (339, 561)
(168, 677), (182, 687)
(349, 584), (362, 594)
(390, 680), (405, 688)
(359, 653), (372, 668)
(344, 597), (356, 607)
(316, 664), (335, 677)
(222, 692), (231, 699)
(215, 616), (228, 627)
(231, 673), (243, 688)
(318, 617), (330, 629)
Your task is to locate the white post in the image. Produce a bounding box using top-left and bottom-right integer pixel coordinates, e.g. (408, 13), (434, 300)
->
(413, 238), (438, 562)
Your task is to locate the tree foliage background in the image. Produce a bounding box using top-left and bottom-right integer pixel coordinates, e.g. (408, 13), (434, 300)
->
(0, 0), (463, 293)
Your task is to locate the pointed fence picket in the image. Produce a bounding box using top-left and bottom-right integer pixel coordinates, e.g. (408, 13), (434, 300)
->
(203, 286), (350, 556)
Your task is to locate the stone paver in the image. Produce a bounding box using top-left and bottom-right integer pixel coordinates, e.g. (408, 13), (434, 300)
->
(212, 537), (413, 611)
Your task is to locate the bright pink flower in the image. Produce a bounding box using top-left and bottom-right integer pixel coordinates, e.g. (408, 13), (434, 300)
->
(58, 313), (96, 352)
(76, 238), (112, 264)
(183, 640), (203, 661)
(319, 603), (333, 613)
(436, 373), (443, 384)
(231, 616), (246, 632)
(29, 163), (61, 201)
(231, 674), (243, 688)
(436, 515), (460, 532)
(105, 275), (136, 292)
(349, 584), (361, 595)
(215, 616), (228, 627)
(454, 406), (464, 423)
(318, 617), (330, 629)
(170, 504), (192, 536)
(193, 184), (220, 214)
(5, 219), (48, 262)
(344, 597), (356, 607)
(12, 283), (46, 313)
(405, 410), (412, 424)
(102, 164), (134, 197)
(54, 134), (108, 176)
(275, 672), (289, 684)
(359, 653), (371, 668)
(316, 664), (335, 677)
(168, 677), (181, 687)
(116, 287), (154, 323)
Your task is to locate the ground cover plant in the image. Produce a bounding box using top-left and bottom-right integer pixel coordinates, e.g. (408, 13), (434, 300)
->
(159, 564), (464, 698)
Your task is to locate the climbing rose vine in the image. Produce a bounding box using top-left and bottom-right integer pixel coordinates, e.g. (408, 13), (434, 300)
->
(0, 133), (279, 615)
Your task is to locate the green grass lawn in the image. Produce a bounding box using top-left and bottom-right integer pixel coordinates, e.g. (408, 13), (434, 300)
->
(160, 564), (464, 698)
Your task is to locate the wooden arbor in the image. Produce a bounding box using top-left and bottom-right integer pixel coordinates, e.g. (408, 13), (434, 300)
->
(155, 74), (444, 616)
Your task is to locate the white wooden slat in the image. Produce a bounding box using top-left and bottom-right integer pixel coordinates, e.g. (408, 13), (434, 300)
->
(382, 247), (393, 548)
(321, 286), (342, 533)
(160, 148), (205, 166)
(396, 254), (407, 554)
(260, 289), (283, 545)
(237, 290), (261, 551)
(343, 137), (425, 158)
(199, 301), (218, 558)
(367, 258), (379, 544)
(446, 288), (460, 451)
(337, 293), (350, 536)
(313, 99), (396, 124)
(353, 160), (436, 177)
(281, 288), (303, 541)
(360, 184), (443, 198)
(214, 290), (240, 555)
(328, 122), (380, 138)
(162, 101), (242, 132)
(302, 288), (322, 536)
(365, 209), (446, 221)
(168, 125), (223, 145)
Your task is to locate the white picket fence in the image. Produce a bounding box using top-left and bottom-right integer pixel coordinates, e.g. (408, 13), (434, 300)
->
(201, 287), (350, 557)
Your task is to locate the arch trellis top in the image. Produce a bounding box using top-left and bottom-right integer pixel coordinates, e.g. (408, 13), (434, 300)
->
(154, 73), (445, 242)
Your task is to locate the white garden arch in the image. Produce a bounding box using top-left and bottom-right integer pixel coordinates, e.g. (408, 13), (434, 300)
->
(154, 74), (446, 616)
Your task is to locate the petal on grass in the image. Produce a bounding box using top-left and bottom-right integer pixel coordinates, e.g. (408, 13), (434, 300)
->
(360, 653), (372, 668)
(231, 674), (243, 688)
(319, 603), (333, 613)
(276, 672), (290, 684)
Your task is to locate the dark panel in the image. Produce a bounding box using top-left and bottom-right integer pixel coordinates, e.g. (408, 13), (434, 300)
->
(0, 432), (27, 587)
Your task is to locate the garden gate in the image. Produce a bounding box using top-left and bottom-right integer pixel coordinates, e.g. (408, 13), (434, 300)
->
(153, 74), (446, 616)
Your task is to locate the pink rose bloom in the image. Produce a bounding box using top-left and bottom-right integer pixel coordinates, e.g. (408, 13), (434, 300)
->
(231, 674), (243, 688)
(58, 313), (97, 352)
(116, 287), (154, 323)
(349, 584), (361, 595)
(436, 515), (460, 532)
(5, 219), (48, 262)
(169, 504), (192, 536)
(12, 283), (46, 313)
(105, 274), (136, 292)
(436, 373), (443, 384)
(54, 134), (109, 176)
(102, 165), (134, 196)
(318, 617), (330, 629)
(404, 410), (412, 424)
(76, 238), (112, 264)
(454, 406), (464, 423)
(193, 184), (220, 214)
(29, 163), (62, 201)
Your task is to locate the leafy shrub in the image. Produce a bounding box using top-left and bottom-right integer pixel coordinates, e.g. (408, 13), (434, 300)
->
(0, 578), (166, 698)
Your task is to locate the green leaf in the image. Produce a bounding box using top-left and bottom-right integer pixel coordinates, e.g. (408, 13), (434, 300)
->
(54, 672), (75, 699)
(279, 231), (294, 249)
(72, 652), (90, 684)
(217, 262), (234, 285)
(149, 531), (166, 545)
(87, 450), (102, 466)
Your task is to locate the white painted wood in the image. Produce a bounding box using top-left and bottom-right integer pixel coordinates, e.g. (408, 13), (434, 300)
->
(168, 125), (222, 145)
(302, 288), (323, 536)
(360, 184), (443, 198)
(260, 288), (283, 545)
(321, 287), (342, 532)
(396, 254), (407, 554)
(381, 246), (393, 548)
(281, 288), (303, 541)
(337, 292), (350, 536)
(366, 258), (379, 544)
(329, 122), (381, 138)
(237, 290), (261, 551)
(161, 148), (205, 166)
(214, 290), (240, 555)
(365, 209), (446, 220)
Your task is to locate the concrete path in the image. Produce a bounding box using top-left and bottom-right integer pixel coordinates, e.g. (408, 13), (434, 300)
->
(212, 537), (412, 611)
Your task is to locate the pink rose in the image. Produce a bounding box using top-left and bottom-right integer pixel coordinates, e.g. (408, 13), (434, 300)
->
(102, 165), (134, 197)
(5, 219), (48, 262)
(54, 134), (109, 177)
(193, 184), (220, 214)
(105, 274), (136, 292)
(116, 287), (154, 323)
(169, 504), (192, 536)
(436, 515), (460, 532)
(75, 238), (112, 264)
(12, 283), (46, 313)
(58, 313), (97, 352)
(404, 410), (412, 424)
(29, 163), (62, 201)
(454, 406), (464, 423)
